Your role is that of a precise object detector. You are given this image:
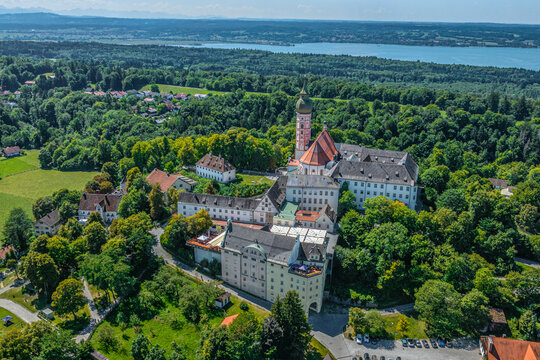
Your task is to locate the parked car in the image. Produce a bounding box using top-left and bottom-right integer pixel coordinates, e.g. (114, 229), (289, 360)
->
(422, 339), (429, 348)
(446, 340), (453, 348)
(364, 353), (370, 360)
(401, 339), (408, 347)
(380, 356), (385, 360)
(371, 338), (378, 345)
(357, 335), (363, 344)
(396, 357), (401, 360)
(372, 356), (377, 360)
(364, 334), (370, 343)
(415, 338), (422, 347)
(430, 338), (438, 348)
(438, 338), (446, 347)
(407, 338), (415, 347)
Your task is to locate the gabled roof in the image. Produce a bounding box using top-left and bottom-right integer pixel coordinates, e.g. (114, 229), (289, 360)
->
(299, 129), (338, 167)
(3, 146), (20, 155)
(177, 192), (259, 211)
(79, 193), (121, 212)
(287, 174), (340, 189)
(489, 178), (509, 188)
(196, 153), (235, 173)
(481, 336), (540, 360)
(146, 168), (179, 192)
(36, 209), (61, 227)
(262, 176), (288, 210)
(330, 159), (416, 186)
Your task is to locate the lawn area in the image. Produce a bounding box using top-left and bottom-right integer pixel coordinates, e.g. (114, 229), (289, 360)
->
(0, 308), (25, 337)
(236, 172), (275, 187)
(0, 149), (40, 177)
(140, 84), (228, 96)
(384, 312), (427, 340)
(0, 284), (47, 313)
(0, 164), (98, 229)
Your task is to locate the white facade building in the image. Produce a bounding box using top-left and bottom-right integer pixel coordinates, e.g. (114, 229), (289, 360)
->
(78, 193), (121, 224)
(285, 175), (340, 213)
(196, 153), (236, 184)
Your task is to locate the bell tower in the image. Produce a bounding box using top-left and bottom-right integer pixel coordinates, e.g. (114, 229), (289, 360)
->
(295, 85), (313, 160)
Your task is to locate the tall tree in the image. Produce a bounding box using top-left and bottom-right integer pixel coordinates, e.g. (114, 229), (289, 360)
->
(3, 208), (33, 252)
(22, 252), (59, 297)
(148, 184), (167, 221)
(84, 222), (107, 254)
(51, 279), (87, 320)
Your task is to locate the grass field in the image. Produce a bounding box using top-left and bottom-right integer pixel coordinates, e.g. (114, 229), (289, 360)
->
(0, 308), (25, 337)
(236, 172), (275, 187)
(384, 312), (427, 340)
(141, 84), (228, 96)
(0, 150), (98, 229)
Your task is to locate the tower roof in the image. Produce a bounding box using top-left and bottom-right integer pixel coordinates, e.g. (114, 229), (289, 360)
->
(296, 87), (312, 114)
(299, 129), (338, 166)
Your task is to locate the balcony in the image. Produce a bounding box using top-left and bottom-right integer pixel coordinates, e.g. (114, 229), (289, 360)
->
(289, 263), (322, 278)
(186, 232), (223, 253)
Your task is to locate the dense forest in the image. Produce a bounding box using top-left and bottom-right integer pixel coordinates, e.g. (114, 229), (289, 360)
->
(0, 13), (539, 48)
(1, 52), (539, 342)
(1, 41), (540, 97)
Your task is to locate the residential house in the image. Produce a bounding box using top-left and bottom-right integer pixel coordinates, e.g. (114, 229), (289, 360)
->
(34, 209), (62, 236)
(196, 153), (236, 183)
(78, 193), (122, 224)
(2, 146), (21, 158)
(146, 168), (198, 193)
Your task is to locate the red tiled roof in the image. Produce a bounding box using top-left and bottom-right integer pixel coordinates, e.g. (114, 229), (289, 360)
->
(220, 314), (239, 327)
(79, 193), (121, 212)
(481, 336), (540, 360)
(3, 146), (20, 155)
(0, 245), (15, 260)
(212, 219), (265, 230)
(146, 169), (179, 192)
(299, 129), (338, 166)
(296, 210), (320, 222)
(196, 153), (235, 173)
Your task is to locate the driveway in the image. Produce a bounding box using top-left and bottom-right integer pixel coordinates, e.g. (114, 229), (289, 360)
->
(345, 338), (480, 360)
(0, 299), (39, 323)
(309, 312), (350, 359)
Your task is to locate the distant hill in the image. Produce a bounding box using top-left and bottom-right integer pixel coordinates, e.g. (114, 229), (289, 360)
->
(0, 12), (539, 48)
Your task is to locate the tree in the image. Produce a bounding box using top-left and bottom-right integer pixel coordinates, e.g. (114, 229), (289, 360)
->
(3, 208), (33, 252)
(265, 291), (311, 360)
(57, 218), (83, 242)
(33, 196), (55, 221)
(22, 252), (59, 297)
(338, 190), (356, 218)
(473, 268), (500, 304)
(146, 345), (167, 360)
(396, 314), (410, 335)
(436, 189), (468, 213)
(84, 222), (107, 254)
(148, 184), (167, 221)
(415, 280), (462, 338)
(0, 321), (54, 360)
(226, 312), (262, 360)
(102, 162), (120, 185)
(348, 307), (367, 334)
(262, 316), (283, 358)
(87, 212), (105, 227)
(58, 203), (78, 223)
(36, 329), (83, 360)
(169, 342), (186, 360)
(201, 325), (230, 360)
(6, 258), (19, 278)
(519, 310), (538, 341)
(459, 289), (490, 335)
(51, 279), (87, 320)
(364, 310), (387, 338)
(130, 335), (150, 360)
(516, 204), (538, 234)
(150, 84), (159, 93)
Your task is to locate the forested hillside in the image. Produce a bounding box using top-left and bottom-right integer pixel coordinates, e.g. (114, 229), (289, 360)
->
(1, 41), (539, 96)
(0, 13), (539, 48)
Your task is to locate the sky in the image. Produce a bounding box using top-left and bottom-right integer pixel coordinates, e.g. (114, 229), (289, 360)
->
(1, 0), (539, 24)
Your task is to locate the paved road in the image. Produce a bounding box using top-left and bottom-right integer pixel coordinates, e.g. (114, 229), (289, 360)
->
(515, 257), (540, 269)
(0, 299), (39, 323)
(0, 276), (27, 296)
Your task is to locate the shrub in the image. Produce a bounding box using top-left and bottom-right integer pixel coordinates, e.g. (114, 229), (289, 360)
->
(239, 302), (249, 311)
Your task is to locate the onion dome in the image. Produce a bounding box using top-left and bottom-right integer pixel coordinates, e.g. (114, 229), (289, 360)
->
(296, 87), (313, 114)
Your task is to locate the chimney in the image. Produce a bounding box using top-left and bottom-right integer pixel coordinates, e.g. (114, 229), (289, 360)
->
(323, 121), (327, 131)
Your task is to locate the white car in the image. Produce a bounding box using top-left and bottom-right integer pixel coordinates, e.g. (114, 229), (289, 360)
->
(356, 335), (363, 344)
(364, 334), (370, 343)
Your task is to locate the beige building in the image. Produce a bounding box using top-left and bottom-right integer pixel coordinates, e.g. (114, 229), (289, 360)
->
(196, 153), (236, 183)
(220, 222), (328, 313)
(34, 209), (62, 236)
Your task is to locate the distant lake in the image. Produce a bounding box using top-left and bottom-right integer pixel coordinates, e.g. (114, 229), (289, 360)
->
(180, 42), (540, 71)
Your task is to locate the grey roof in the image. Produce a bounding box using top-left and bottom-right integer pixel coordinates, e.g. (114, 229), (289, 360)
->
(222, 223), (296, 265)
(287, 174), (340, 189)
(36, 209), (61, 227)
(196, 153), (235, 172)
(264, 176), (288, 209)
(330, 159), (416, 186)
(177, 192), (259, 211)
(336, 143), (419, 182)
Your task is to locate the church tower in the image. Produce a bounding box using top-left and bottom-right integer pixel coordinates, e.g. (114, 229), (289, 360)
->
(295, 86), (313, 160)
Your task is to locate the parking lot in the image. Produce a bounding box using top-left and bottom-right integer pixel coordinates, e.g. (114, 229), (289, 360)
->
(344, 338), (480, 360)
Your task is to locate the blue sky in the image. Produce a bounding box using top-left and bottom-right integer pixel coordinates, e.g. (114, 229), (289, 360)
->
(2, 0), (539, 24)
